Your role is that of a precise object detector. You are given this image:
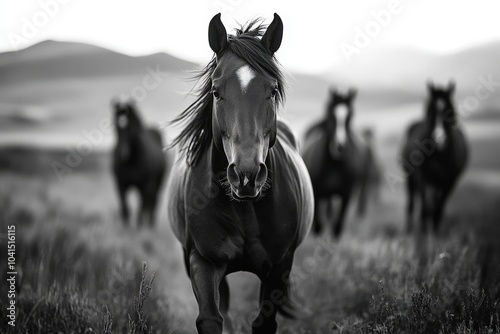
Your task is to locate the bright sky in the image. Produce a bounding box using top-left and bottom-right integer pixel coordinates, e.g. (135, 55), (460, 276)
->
(1, 0), (499, 73)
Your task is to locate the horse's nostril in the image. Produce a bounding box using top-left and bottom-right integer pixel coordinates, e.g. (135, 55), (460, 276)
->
(255, 163), (268, 186)
(227, 164), (240, 186)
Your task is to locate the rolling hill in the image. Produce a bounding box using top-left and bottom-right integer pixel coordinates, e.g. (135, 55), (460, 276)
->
(0, 40), (499, 148)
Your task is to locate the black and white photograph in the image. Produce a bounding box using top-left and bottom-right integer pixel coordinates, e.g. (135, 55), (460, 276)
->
(1, 1), (499, 333)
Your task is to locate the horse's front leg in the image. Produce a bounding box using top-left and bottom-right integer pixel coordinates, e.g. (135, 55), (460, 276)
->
(252, 259), (294, 334)
(311, 197), (323, 235)
(189, 250), (227, 334)
(419, 182), (430, 233)
(432, 183), (453, 233)
(333, 192), (351, 238)
(117, 182), (130, 225)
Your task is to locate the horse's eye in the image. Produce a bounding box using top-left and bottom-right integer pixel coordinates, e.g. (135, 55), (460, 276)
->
(212, 88), (221, 100)
(271, 87), (279, 99)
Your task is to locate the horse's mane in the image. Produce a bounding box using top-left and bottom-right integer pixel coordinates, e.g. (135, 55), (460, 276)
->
(170, 18), (286, 167)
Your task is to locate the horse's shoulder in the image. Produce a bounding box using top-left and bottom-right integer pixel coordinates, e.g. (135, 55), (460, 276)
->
(304, 120), (327, 139)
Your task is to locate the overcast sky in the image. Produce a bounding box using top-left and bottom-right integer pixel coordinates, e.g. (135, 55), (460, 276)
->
(1, 0), (499, 73)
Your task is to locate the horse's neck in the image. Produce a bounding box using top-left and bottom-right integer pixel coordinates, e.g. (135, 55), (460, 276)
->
(118, 132), (142, 160)
(423, 113), (464, 153)
(129, 111), (143, 128)
(424, 106), (436, 129)
(443, 113), (459, 133)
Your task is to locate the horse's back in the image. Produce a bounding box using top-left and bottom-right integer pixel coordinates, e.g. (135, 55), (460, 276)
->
(147, 128), (163, 144)
(407, 121), (424, 137)
(303, 120), (326, 142)
(301, 123), (328, 182)
(144, 128), (167, 172)
(449, 127), (469, 170)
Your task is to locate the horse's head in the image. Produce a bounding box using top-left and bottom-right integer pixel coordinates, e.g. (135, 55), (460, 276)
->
(112, 99), (142, 161)
(326, 88), (357, 157)
(426, 80), (456, 141)
(208, 13), (284, 200)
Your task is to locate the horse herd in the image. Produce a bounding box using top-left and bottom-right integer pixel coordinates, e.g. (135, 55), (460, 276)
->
(109, 13), (468, 334)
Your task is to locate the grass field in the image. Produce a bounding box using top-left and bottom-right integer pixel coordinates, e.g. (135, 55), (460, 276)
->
(0, 131), (499, 334)
(2, 32), (500, 334)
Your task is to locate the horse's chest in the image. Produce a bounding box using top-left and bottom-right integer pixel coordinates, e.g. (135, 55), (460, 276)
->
(423, 148), (465, 185)
(187, 212), (245, 262)
(116, 169), (147, 187)
(188, 211), (278, 273)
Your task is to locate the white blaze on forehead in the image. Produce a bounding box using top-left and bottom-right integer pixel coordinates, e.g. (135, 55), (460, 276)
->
(335, 105), (348, 145)
(236, 65), (255, 94)
(118, 115), (129, 128)
(433, 121), (446, 147)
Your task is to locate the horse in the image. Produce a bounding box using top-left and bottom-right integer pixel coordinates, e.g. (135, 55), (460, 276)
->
(302, 88), (369, 238)
(112, 99), (166, 227)
(166, 13), (314, 334)
(402, 81), (468, 233)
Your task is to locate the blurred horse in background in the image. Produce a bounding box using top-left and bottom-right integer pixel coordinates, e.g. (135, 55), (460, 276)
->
(166, 13), (313, 334)
(402, 81), (468, 233)
(302, 88), (370, 238)
(112, 99), (166, 227)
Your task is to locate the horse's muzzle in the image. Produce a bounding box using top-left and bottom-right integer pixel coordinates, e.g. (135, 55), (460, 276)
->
(227, 163), (268, 199)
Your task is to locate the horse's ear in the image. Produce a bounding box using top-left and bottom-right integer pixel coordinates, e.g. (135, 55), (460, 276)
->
(329, 87), (337, 96)
(127, 98), (137, 108)
(261, 13), (283, 55)
(448, 80), (456, 94)
(111, 98), (120, 110)
(348, 88), (357, 100)
(208, 13), (227, 55)
(427, 80), (435, 93)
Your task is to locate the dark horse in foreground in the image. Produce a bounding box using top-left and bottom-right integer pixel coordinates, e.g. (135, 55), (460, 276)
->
(402, 81), (468, 233)
(112, 99), (166, 227)
(302, 89), (370, 238)
(166, 14), (313, 334)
